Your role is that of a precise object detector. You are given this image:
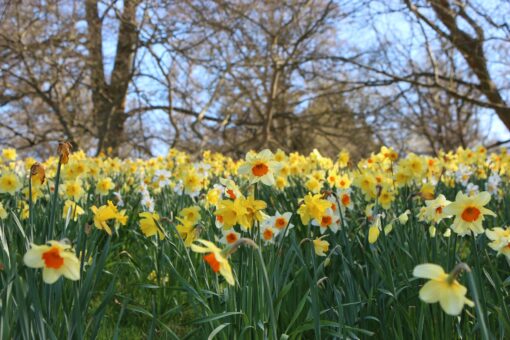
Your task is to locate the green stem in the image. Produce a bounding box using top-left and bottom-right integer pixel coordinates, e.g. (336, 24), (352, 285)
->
(466, 269), (491, 340)
(48, 157), (63, 240)
(255, 247), (277, 339)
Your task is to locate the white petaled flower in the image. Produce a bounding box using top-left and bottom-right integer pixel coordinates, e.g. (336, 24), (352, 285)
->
(194, 162), (211, 177)
(23, 240), (80, 284)
(420, 194), (452, 224)
(173, 181), (184, 194)
(455, 165), (472, 186)
(113, 191), (124, 207)
(336, 188), (353, 211)
(486, 172), (501, 196)
(219, 229), (241, 245)
(485, 227), (510, 259)
(443, 191), (496, 236)
(312, 208), (340, 234)
(261, 224), (277, 244)
(466, 183), (479, 197)
(237, 149), (282, 186)
(141, 195), (155, 212)
(263, 211), (294, 236)
(153, 170), (172, 188)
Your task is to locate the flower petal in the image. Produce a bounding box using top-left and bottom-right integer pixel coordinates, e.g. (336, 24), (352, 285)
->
(439, 287), (466, 315)
(23, 245), (46, 268)
(476, 191), (491, 206)
(42, 268), (61, 284)
(419, 280), (442, 303)
(413, 263), (445, 279)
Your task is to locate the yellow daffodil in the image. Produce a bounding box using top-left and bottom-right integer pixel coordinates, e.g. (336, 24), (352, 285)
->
(368, 221), (381, 244)
(179, 206), (201, 225)
(191, 239), (234, 285)
(91, 201), (126, 235)
(176, 217), (198, 246)
(0, 172), (22, 195)
(63, 200), (85, 221)
(95, 177), (114, 195)
(0, 202), (7, 219)
(139, 212), (164, 240)
(313, 238), (329, 256)
(2, 148), (17, 161)
(413, 263), (474, 315)
(236, 195), (267, 231)
(61, 179), (84, 201)
(215, 199), (247, 229)
(298, 193), (331, 225)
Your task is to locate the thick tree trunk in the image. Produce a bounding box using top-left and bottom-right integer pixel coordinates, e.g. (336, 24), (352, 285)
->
(85, 0), (139, 157)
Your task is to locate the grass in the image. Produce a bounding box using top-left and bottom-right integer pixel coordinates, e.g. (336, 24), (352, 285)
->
(0, 147), (509, 339)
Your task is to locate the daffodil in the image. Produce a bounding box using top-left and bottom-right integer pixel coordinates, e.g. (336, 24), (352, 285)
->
(312, 208), (340, 234)
(215, 199), (247, 229)
(191, 239), (234, 285)
(443, 191), (496, 236)
(261, 225), (277, 244)
(420, 183), (435, 200)
(140, 212), (165, 240)
(237, 149), (281, 186)
(219, 229), (241, 245)
(176, 217), (199, 247)
(485, 227), (510, 259)
(236, 195), (267, 230)
(263, 212), (294, 235)
(419, 194), (451, 224)
(30, 163), (46, 186)
(62, 200), (85, 221)
(2, 148), (17, 161)
(413, 263), (474, 315)
(179, 206), (201, 225)
(298, 193), (331, 225)
(91, 201), (126, 235)
(95, 177), (114, 195)
(0, 172), (22, 195)
(0, 202), (7, 219)
(61, 179), (84, 201)
(313, 238), (329, 256)
(336, 189), (353, 211)
(368, 222), (380, 244)
(182, 170), (203, 197)
(23, 240), (80, 284)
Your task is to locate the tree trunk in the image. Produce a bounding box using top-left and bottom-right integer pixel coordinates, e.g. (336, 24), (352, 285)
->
(85, 0), (139, 157)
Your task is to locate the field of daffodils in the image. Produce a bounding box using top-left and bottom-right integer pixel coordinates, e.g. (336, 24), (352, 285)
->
(0, 144), (509, 339)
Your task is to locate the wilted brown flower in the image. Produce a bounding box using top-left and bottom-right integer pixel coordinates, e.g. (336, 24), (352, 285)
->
(30, 162), (46, 185)
(57, 141), (72, 164)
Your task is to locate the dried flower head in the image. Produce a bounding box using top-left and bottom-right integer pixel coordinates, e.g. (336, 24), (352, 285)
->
(57, 141), (73, 164)
(30, 162), (46, 185)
